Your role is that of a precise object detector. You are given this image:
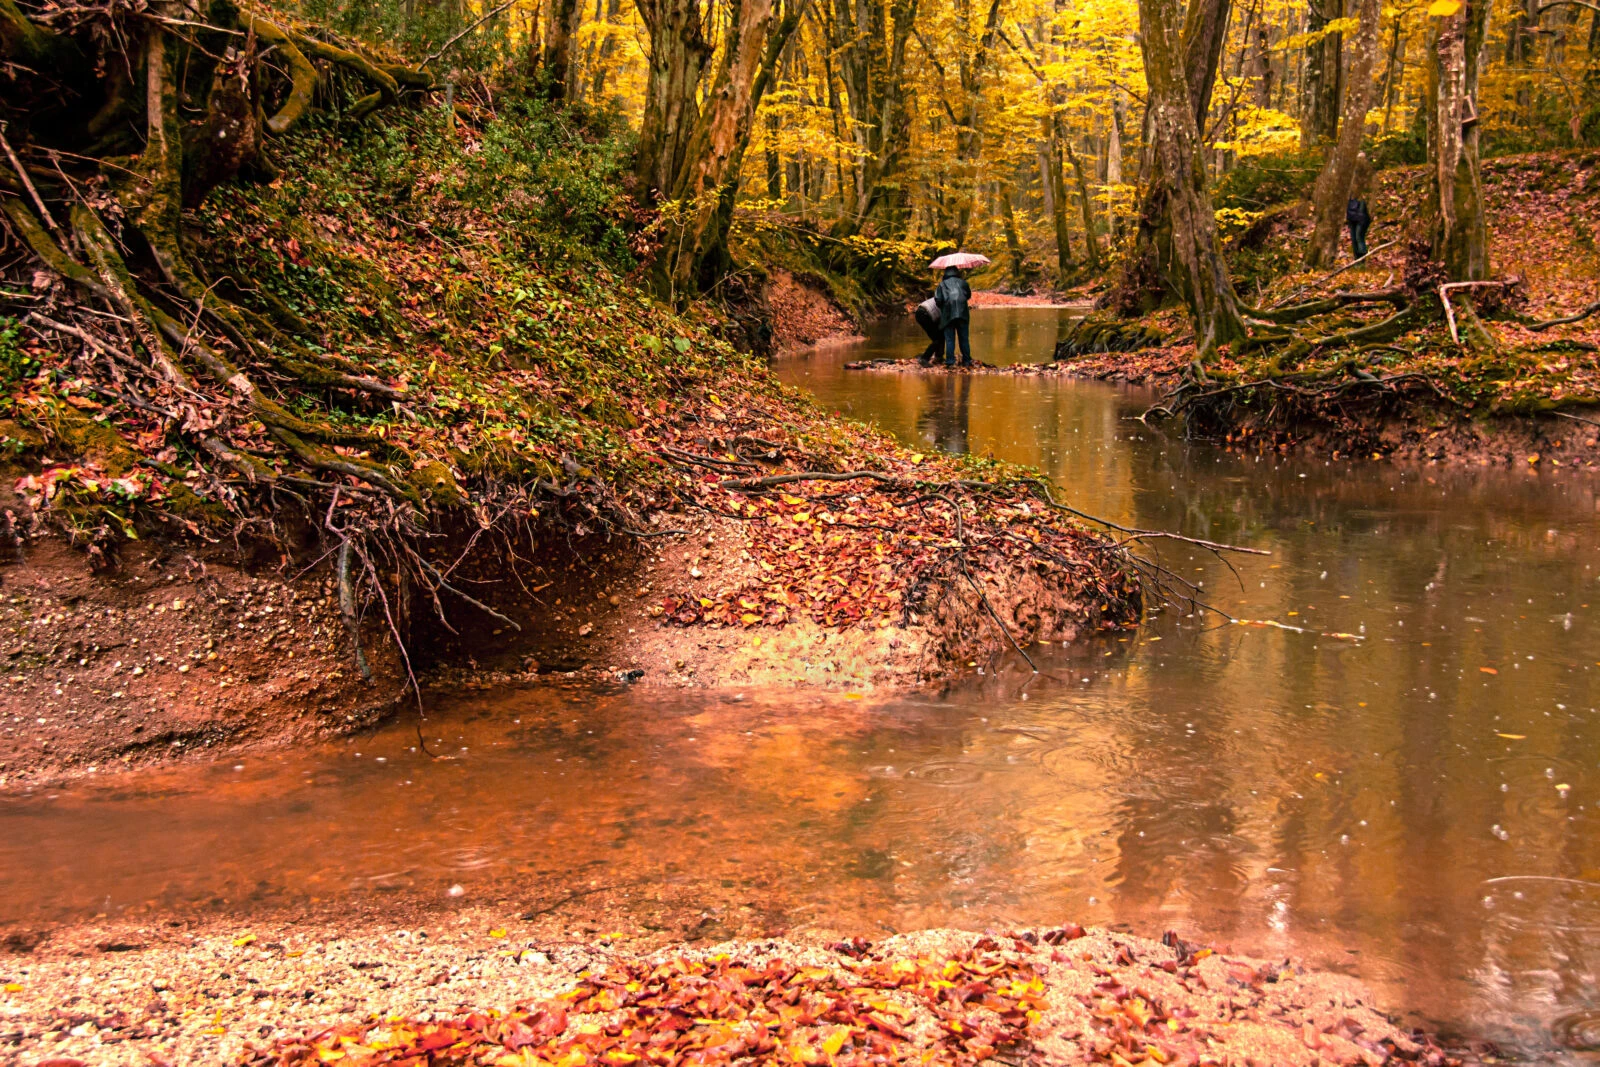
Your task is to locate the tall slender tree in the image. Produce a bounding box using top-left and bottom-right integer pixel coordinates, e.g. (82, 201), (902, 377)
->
(1429, 0), (1490, 280)
(1305, 0), (1380, 268)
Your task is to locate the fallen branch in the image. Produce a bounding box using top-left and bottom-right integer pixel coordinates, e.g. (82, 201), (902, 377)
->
(1269, 239), (1401, 309)
(1439, 281), (1515, 345)
(1525, 299), (1600, 332)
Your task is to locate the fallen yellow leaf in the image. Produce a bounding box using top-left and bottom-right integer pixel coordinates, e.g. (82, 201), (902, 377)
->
(822, 1027), (851, 1055)
(845, 693), (864, 700)
(489, 928), (507, 938)
(1480, 666), (1499, 675)
(232, 934), (256, 947)
(909, 453), (924, 464)
(1497, 733), (1526, 740)
(3, 983), (20, 992)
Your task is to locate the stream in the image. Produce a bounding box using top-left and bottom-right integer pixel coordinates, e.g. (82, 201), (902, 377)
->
(5, 308), (1600, 1059)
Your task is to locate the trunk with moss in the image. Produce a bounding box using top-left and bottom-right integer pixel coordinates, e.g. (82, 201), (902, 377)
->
(1111, 0), (1231, 315)
(1429, 0), (1491, 281)
(1136, 0), (1247, 356)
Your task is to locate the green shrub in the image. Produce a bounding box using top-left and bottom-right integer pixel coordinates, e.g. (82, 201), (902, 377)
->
(0, 317), (35, 384)
(1214, 151), (1324, 211)
(1365, 130), (1426, 169)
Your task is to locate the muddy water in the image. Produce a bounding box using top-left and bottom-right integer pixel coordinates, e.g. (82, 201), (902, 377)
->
(5, 309), (1600, 1058)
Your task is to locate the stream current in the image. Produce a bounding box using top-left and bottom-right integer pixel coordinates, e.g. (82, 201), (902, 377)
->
(4, 309), (1600, 1058)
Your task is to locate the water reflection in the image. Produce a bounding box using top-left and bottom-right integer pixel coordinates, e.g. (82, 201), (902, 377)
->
(3, 310), (1600, 1060)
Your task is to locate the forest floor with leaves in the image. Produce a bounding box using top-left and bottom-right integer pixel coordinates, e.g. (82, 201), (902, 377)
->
(1052, 150), (1600, 469)
(0, 912), (1472, 1067)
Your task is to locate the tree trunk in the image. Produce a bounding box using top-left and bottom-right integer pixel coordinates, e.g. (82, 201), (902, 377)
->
(1044, 114), (1074, 277)
(1304, 0), (1379, 269)
(634, 0), (712, 199)
(1429, 0), (1490, 281)
(829, 0), (918, 237)
(543, 0), (582, 100)
(765, 111), (783, 198)
(1379, 13), (1403, 130)
(998, 183), (1030, 283)
(944, 0), (1004, 248)
(1111, 0), (1230, 315)
(1137, 0), (1247, 355)
(1064, 138), (1102, 272)
(1301, 0), (1344, 146)
(635, 0), (806, 301)
(589, 0), (622, 98)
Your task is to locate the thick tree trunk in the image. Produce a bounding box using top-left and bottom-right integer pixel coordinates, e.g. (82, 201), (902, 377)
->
(1429, 0), (1490, 281)
(1112, 0), (1229, 315)
(634, 0), (713, 199)
(635, 0), (805, 300)
(1137, 0), (1247, 356)
(1304, 0), (1379, 269)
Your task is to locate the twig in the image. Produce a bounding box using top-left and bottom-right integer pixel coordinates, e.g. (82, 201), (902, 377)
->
(0, 121), (60, 235)
(1021, 478), (1269, 556)
(1552, 410), (1600, 429)
(420, 0), (517, 68)
(419, 557), (521, 631)
(720, 470), (901, 491)
(1269, 239), (1400, 309)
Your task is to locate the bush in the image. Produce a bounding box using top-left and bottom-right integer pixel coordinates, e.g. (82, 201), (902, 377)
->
(1365, 130), (1426, 169)
(0, 317), (35, 385)
(1214, 151), (1325, 211)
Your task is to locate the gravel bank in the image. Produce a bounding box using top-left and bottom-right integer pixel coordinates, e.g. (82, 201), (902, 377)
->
(0, 912), (1461, 1065)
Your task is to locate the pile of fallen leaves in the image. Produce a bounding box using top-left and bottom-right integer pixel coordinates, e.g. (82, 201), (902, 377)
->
(247, 929), (1467, 1067)
(641, 397), (1141, 641)
(251, 942), (1050, 1065)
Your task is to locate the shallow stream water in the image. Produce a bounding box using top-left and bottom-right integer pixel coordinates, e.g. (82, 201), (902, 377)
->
(5, 309), (1600, 1058)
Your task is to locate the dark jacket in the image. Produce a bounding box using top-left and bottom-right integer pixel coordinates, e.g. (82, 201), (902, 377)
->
(1346, 198), (1371, 226)
(934, 270), (971, 327)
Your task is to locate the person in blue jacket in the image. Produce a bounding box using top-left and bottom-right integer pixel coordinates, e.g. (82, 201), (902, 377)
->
(934, 266), (973, 368)
(1346, 196), (1371, 259)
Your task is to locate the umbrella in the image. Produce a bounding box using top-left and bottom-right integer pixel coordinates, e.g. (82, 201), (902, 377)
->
(928, 252), (991, 270)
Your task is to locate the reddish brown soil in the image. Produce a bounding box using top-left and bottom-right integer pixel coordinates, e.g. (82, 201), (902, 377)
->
(0, 537), (405, 790)
(766, 269), (862, 351)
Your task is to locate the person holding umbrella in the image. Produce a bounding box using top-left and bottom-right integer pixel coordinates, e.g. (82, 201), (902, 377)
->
(929, 252), (988, 368)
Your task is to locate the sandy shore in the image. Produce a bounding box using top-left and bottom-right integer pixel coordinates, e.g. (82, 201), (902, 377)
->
(0, 912), (1460, 1066)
